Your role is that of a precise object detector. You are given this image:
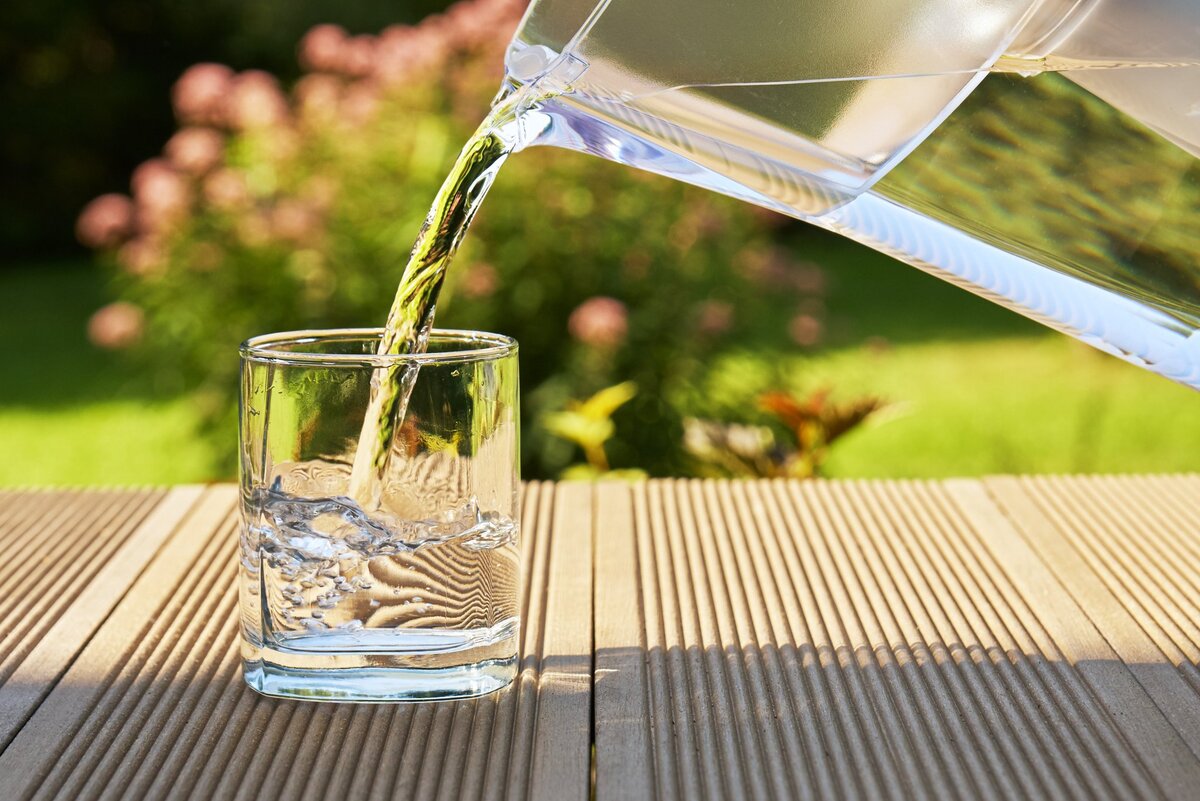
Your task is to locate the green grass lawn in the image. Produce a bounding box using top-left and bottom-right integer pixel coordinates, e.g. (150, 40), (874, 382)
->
(821, 338), (1200, 477)
(1, 253), (1197, 485)
(0, 262), (215, 485)
(696, 336), (1200, 477)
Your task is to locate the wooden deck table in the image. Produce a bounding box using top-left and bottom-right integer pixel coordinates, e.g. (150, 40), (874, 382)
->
(0, 477), (1198, 800)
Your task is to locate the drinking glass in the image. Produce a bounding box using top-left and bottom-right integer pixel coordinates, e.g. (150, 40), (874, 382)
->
(238, 329), (520, 702)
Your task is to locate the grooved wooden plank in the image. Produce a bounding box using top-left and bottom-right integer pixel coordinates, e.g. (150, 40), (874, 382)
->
(57, 514), (238, 800)
(0, 491), (135, 683)
(0, 487), (185, 750)
(0, 491), (141, 658)
(1021, 476), (1200, 677)
(594, 478), (1200, 801)
(528, 481), (593, 801)
(0, 482), (591, 801)
(978, 476), (1200, 769)
(593, 482), (655, 801)
(0, 485), (237, 796)
(883, 480), (1155, 797)
(492, 481), (555, 801)
(4, 478), (1197, 800)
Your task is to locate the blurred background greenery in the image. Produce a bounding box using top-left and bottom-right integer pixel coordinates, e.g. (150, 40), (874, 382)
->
(1, 0), (1196, 485)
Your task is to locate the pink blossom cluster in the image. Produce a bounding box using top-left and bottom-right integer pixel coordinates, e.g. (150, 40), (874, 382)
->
(298, 0), (525, 87)
(77, 0), (529, 332)
(87, 301), (144, 350)
(75, 55), (319, 347)
(172, 65), (290, 131)
(83, 0), (718, 356)
(569, 297), (629, 349)
(77, 61), (296, 278)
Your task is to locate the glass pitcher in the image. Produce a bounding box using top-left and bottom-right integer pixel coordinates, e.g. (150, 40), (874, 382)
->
(500, 0), (1200, 389)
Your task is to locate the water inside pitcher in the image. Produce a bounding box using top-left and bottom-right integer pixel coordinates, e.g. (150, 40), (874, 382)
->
(501, 0), (1200, 389)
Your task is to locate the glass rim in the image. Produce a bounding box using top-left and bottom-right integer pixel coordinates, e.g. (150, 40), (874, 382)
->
(239, 328), (517, 367)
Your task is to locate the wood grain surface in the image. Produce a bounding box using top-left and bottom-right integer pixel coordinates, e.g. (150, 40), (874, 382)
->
(0, 477), (1196, 800)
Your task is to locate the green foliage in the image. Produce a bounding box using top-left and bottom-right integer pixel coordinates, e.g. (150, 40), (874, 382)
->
(5, 259), (1199, 487)
(879, 73), (1200, 323)
(78, 0), (821, 478)
(1, 0), (449, 257)
(76, 3), (1200, 483)
(684, 388), (886, 479)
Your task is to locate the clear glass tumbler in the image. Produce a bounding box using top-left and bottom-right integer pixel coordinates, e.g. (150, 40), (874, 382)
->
(238, 329), (520, 702)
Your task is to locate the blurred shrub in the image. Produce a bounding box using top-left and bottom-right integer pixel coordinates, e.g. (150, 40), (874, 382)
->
(1, 0), (449, 258)
(79, 0), (829, 478)
(881, 73), (1200, 320)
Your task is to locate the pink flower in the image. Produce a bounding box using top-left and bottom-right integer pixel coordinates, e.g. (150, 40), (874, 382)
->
(788, 313), (823, 347)
(164, 127), (224, 175)
(203, 168), (250, 210)
(299, 24), (349, 73)
(117, 237), (166, 277)
(172, 63), (235, 126)
(419, 13), (453, 48)
(76, 193), (135, 249)
(295, 74), (341, 121)
(258, 125), (300, 163)
(269, 199), (322, 244)
(131, 159), (189, 232)
(378, 24), (416, 47)
(340, 82), (380, 125)
(340, 35), (377, 78)
(227, 70), (288, 129)
(444, 1), (498, 48)
(736, 247), (826, 294)
(461, 262), (498, 298)
(762, 249), (799, 288)
(131, 158), (174, 196)
(388, 15), (454, 76)
(569, 297), (628, 349)
(696, 300), (734, 336)
(374, 26), (418, 84)
(88, 302), (144, 349)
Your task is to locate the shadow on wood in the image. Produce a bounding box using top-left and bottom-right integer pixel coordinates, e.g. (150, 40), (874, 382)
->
(594, 642), (1200, 801)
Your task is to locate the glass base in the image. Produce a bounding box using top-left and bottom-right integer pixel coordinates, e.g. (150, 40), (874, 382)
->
(242, 657), (517, 702)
